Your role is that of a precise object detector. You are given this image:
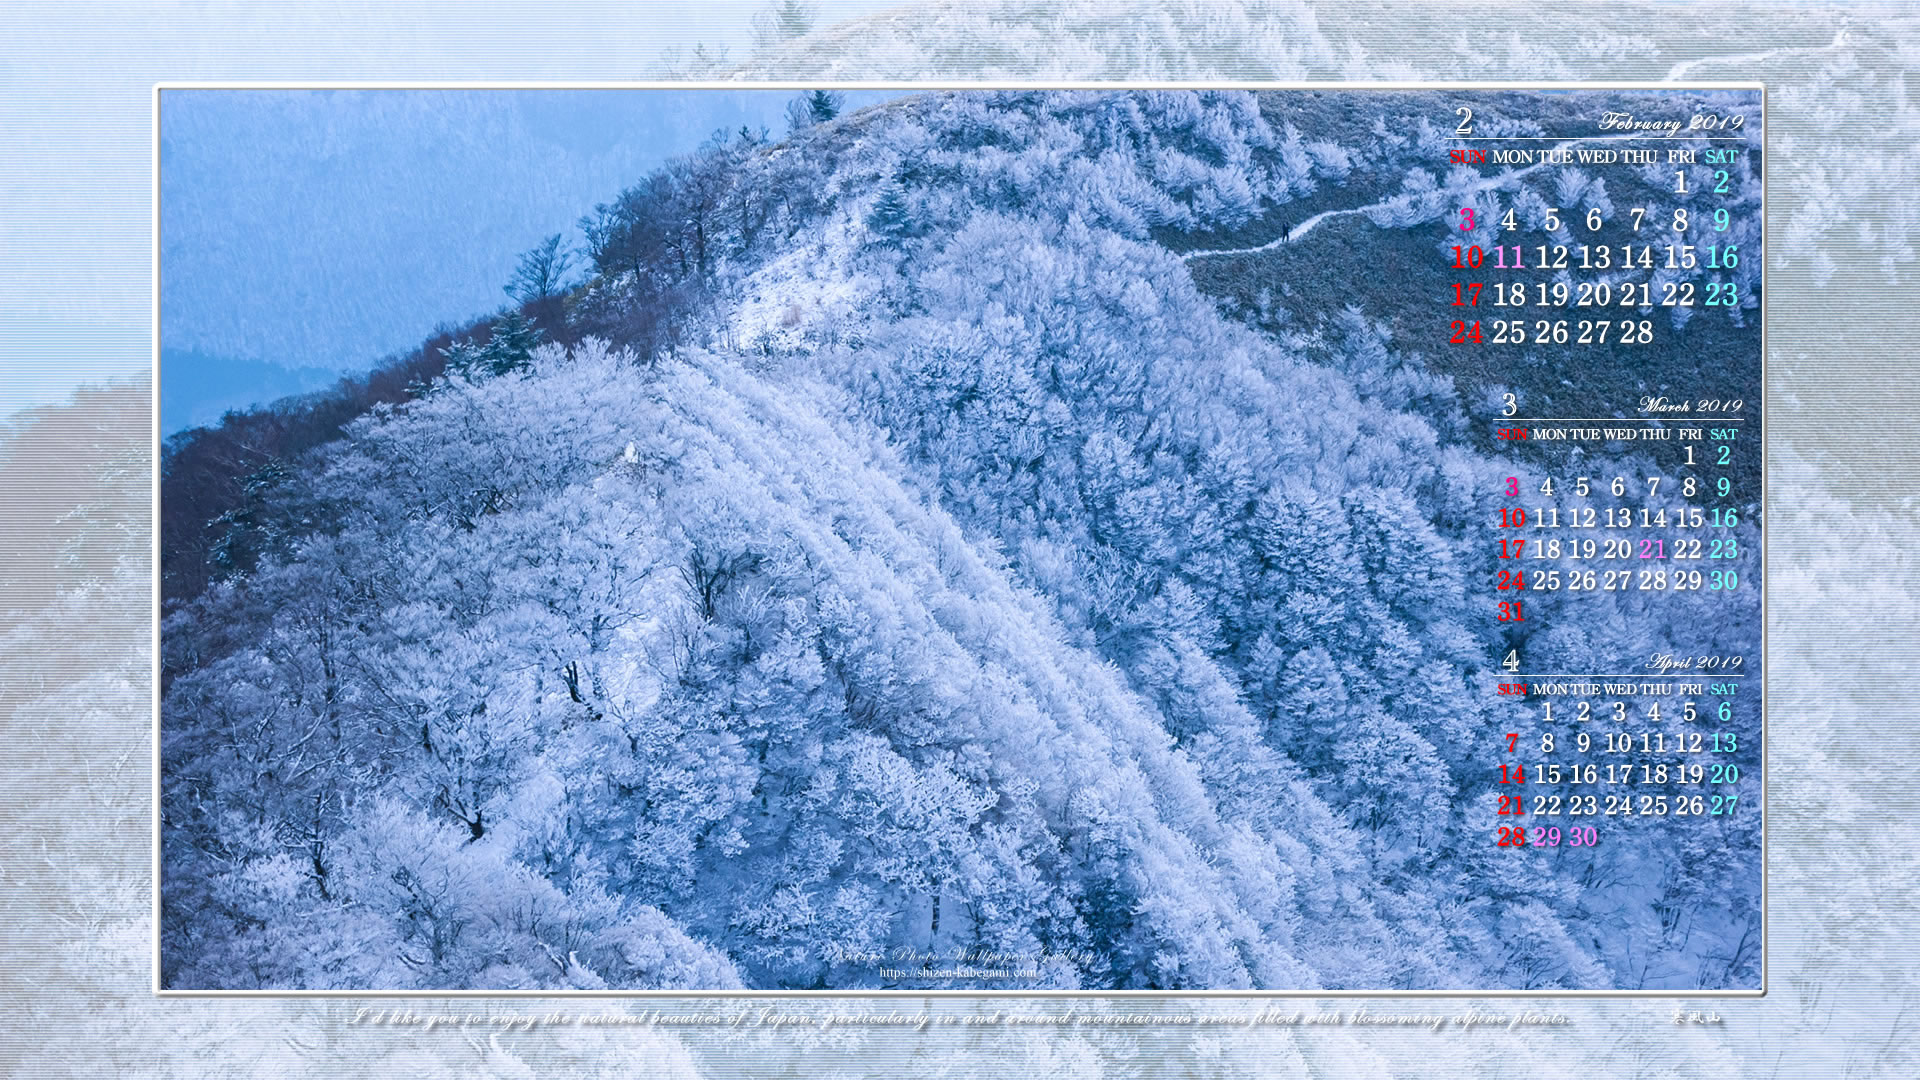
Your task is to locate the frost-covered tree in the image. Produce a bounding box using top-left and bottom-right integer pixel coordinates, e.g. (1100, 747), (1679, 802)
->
(505, 233), (574, 302)
(786, 89), (842, 133)
(751, 0), (816, 53)
(865, 183), (919, 245)
(442, 309), (544, 380)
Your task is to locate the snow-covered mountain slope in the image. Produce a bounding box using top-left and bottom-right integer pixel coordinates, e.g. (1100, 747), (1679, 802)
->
(160, 89), (1760, 990)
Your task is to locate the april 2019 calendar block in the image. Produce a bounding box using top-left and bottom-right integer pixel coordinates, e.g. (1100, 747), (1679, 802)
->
(159, 85), (1762, 993)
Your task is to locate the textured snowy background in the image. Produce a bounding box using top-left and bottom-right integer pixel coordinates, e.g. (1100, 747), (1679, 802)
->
(4, 0), (1917, 1076)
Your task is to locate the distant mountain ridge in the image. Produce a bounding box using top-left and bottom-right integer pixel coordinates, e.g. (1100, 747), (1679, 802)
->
(159, 348), (341, 434)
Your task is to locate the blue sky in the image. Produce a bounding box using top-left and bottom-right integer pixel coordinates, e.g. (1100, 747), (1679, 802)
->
(157, 87), (887, 430)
